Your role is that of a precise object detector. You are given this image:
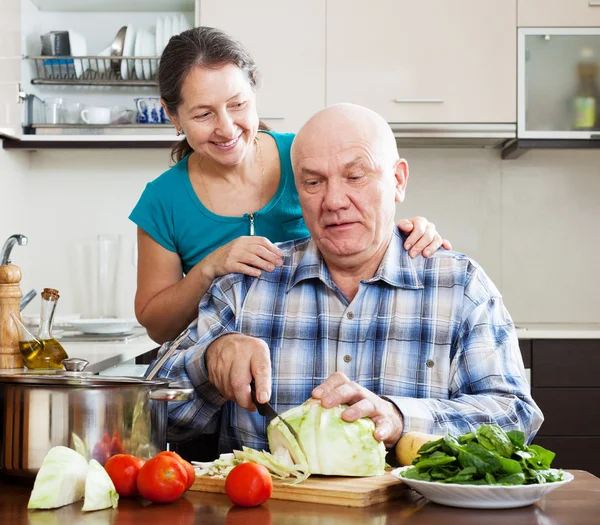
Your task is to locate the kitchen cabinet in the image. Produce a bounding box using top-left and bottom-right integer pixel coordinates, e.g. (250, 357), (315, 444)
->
(198, 0), (325, 134)
(530, 339), (600, 476)
(518, 0), (600, 28)
(0, 0), (22, 140)
(326, 0), (516, 124)
(1, 0), (197, 144)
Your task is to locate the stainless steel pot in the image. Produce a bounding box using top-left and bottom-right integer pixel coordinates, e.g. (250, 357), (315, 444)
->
(0, 361), (192, 478)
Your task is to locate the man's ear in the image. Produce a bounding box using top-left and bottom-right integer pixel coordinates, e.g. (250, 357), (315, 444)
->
(394, 159), (409, 203)
(161, 99), (180, 131)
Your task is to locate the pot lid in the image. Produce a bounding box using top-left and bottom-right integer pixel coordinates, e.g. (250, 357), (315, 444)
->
(0, 358), (170, 387)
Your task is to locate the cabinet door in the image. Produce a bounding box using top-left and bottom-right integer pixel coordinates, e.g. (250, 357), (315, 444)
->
(519, 0), (600, 27)
(199, 0), (325, 133)
(326, 0), (516, 123)
(0, 0), (22, 139)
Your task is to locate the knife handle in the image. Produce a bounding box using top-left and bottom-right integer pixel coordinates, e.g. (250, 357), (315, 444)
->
(250, 379), (267, 416)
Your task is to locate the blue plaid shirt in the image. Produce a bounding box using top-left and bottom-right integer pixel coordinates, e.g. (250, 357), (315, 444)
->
(153, 229), (543, 453)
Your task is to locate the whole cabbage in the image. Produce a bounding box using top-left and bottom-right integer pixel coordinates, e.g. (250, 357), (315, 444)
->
(267, 398), (386, 476)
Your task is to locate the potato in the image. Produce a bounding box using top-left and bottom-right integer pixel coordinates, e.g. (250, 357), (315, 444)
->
(395, 431), (442, 466)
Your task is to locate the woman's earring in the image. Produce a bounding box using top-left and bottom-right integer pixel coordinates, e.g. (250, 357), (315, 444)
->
(176, 129), (182, 136)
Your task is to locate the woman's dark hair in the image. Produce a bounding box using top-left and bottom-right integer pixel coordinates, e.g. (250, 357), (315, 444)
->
(158, 26), (270, 163)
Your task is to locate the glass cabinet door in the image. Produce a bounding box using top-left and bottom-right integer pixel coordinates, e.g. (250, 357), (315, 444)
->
(518, 28), (600, 138)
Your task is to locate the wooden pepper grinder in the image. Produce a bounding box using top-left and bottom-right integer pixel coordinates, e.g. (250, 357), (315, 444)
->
(0, 264), (24, 369)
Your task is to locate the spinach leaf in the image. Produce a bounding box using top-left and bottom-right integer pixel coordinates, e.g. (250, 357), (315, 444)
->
(476, 424), (515, 457)
(458, 442), (501, 475)
(458, 431), (476, 445)
(507, 430), (526, 450)
(401, 468), (432, 481)
(498, 456), (523, 476)
(417, 438), (444, 455)
(496, 473), (526, 485)
(526, 444), (555, 470)
(414, 452), (456, 470)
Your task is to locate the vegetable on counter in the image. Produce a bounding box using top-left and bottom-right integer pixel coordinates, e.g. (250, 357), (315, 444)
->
(157, 451), (196, 491)
(28, 446), (89, 510)
(400, 424), (563, 486)
(267, 399), (386, 477)
(82, 459), (119, 512)
(104, 454), (146, 497)
(225, 462), (273, 507)
(136, 454), (188, 503)
(396, 431), (443, 466)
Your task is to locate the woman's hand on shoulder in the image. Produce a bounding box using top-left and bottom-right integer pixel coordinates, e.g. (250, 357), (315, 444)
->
(396, 216), (452, 259)
(200, 236), (284, 281)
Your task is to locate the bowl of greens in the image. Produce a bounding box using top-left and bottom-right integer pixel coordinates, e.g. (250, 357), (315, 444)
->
(391, 425), (573, 509)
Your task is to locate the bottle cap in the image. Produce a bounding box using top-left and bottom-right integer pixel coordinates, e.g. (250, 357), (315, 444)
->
(41, 288), (60, 301)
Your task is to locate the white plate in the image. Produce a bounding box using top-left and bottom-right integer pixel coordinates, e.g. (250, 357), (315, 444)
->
(162, 15), (172, 50)
(134, 28), (144, 81)
(171, 14), (181, 37)
(68, 30), (88, 77)
(67, 318), (137, 335)
(121, 24), (136, 80)
(141, 30), (156, 80)
(156, 16), (164, 55)
(179, 14), (191, 33)
(22, 313), (82, 329)
(392, 467), (573, 509)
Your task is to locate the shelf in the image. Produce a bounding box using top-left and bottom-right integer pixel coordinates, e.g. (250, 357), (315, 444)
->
(29, 0), (194, 12)
(501, 138), (600, 160)
(26, 56), (159, 86)
(2, 134), (181, 150)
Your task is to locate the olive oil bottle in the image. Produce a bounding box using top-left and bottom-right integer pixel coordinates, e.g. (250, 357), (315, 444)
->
(18, 288), (68, 369)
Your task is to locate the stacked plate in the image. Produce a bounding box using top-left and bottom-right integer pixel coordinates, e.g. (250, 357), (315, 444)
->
(119, 14), (191, 81)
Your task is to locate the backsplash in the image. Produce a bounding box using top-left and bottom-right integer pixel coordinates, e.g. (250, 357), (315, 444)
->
(1, 146), (599, 323)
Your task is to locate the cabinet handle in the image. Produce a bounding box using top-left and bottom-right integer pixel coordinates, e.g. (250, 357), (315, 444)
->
(589, 1), (600, 5)
(259, 116), (285, 120)
(394, 98), (444, 104)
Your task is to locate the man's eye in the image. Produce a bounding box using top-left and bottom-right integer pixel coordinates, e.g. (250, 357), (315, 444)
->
(305, 180), (320, 187)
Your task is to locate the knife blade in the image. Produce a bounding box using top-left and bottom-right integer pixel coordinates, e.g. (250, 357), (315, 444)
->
(250, 379), (308, 463)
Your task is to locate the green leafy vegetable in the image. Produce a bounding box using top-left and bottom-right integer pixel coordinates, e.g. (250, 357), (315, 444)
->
(28, 446), (89, 509)
(82, 459), (119, 512)
(400, 424), (563, 486)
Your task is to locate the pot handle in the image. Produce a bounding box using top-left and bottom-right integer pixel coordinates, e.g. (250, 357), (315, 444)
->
(149, 389), (194, 402)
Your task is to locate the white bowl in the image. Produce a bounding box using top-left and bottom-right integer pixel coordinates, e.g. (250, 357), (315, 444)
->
(67, 318), (137, 335)
(392, 466), (574, 509)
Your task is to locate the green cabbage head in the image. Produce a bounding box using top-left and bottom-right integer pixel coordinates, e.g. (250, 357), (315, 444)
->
(267, 398), (386, 476)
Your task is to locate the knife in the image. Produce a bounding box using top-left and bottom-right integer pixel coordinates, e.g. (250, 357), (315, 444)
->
(250, 379), (308, 462)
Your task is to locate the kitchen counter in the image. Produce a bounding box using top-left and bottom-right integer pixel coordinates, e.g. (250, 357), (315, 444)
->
(515, 323), (600, 340)
(1, 470), (598, 525)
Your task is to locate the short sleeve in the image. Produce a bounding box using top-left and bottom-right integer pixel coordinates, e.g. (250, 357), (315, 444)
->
(129, 182), (177, 253)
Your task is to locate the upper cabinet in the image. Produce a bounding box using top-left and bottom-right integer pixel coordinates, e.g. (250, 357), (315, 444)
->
(518, 0), (600, 27)
(199, 0), (325, 133)
(0, 0), (22, 139)
(326, 0), (517, 124)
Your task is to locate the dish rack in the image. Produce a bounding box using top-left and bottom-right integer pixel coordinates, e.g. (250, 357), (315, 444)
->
(25, 56), (160, 86)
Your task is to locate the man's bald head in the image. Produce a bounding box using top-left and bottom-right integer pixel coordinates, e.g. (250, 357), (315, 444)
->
(291, 103), (399, 171)
(290, 103), (409, 274)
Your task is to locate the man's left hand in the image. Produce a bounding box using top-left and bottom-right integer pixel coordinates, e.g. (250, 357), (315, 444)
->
(312, 372), (404, 448)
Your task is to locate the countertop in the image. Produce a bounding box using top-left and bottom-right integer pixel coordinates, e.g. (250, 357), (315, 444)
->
(515, 323), (600, 340)
(1, 470), (598, 525)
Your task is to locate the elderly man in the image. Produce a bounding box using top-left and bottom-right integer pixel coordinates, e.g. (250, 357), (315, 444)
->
(155, 103), (543, 453)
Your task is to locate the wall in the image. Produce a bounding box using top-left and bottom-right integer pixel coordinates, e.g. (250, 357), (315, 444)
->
(1, 146), (599, 323)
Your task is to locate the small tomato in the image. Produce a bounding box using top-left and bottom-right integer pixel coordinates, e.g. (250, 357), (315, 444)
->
(104, 454), (146, 497)
(137, 455), (188, 503)
(225, 462), (273, 508)
(157, 451), (196, 491)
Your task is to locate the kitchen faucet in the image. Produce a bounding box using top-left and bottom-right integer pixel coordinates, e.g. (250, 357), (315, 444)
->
(0, 234), (28, 266)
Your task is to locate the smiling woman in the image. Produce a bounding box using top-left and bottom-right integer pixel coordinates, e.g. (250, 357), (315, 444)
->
(128, 27), (451, 346)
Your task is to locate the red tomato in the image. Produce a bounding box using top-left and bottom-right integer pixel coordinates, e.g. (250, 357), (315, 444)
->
(137, 455), (188, 503)
(225, 462), (273, 508)
(104, 454), (146, 497)
(157, 451), (196, 491)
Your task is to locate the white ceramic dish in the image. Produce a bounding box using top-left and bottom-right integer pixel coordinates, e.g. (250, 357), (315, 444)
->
(134, 28), (144, 81)
(392, 467), (573, 509)
(67, 318), (137, 335)
(162, 15), (172, 50)
(179, 14), (191, 34)
(156, 16), (164, 55)
(68, 30), (88, 77)
(121, 24), (136, 80)
(22, 313), (82, 329)
(171, 14), (181, 38)
(141, 30), (156, 80)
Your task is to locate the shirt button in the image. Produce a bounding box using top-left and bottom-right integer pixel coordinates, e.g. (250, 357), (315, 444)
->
(343, 355), (352, 363)
(426, 359), (435, 368)
(346, 312), (354, 319)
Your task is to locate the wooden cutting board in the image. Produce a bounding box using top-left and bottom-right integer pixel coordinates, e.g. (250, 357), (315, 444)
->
(190, 470), (406, 507)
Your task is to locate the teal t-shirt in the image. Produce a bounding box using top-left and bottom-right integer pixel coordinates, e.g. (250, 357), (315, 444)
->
(129, 131), (309, 274)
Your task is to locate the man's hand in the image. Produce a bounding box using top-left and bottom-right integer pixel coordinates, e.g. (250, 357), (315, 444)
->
(312, 372), (404, 448)
(205, 333), (271, 411)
